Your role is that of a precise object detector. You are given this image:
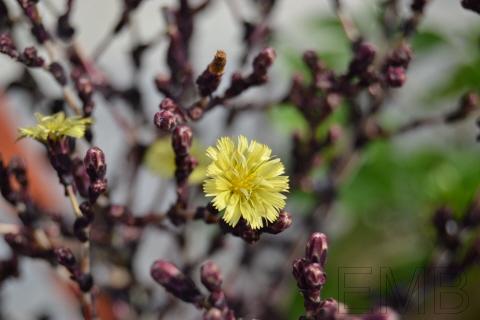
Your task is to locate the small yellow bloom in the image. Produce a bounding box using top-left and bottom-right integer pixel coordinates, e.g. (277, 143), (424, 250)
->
(144, 137), (208, 184)
(18, 112), (92, 142)
(203, 136), (289, 229)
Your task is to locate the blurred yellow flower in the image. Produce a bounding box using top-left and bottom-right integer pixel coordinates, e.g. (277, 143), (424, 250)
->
(144, 137), (207, 184)
(18, 112), (92, 142)
(203, 136), (289, 229)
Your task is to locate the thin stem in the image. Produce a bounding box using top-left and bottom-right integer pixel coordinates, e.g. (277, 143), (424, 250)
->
(66, 185), (82, 218)
(66, 185), (94, 318)
(0, 223), (20, 234)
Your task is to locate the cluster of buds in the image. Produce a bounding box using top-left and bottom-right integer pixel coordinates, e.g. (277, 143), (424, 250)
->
(381, 43), (413, 88)
(150, 260), (236, 319)
(72, 70), (95, 117)
(154, 98), (185, 132)
(293, 233), (400, 320)
(347, 41), (377, 79)
(224, 48), (276, 98)
(54, 247), (93, 292)
(200, 261), (236, 320)
(292, 233), (328, 318)
(0, 33), (70, 91)
(219, 211), (292, 244)
(16, 0), (51, 43)
(83, 147), (107, 203)
(0, 34), (44, 67)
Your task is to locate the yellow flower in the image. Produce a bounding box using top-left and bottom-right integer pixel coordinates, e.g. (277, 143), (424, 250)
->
(18, 112), (92, 142)
(144, 137), (208, 184)
(203, 136), (289, 229)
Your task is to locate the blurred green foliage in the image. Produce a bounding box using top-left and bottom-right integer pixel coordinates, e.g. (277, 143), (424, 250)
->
(275, 8), (480, 319)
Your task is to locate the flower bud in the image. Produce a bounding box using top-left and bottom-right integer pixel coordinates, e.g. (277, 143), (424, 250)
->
(172, 125), (193, 154)
(89, 179), (107, 202)
(77, 273), (94, 292)
(253, 47), (276, 73)
(264, 211), (292, 234)
(54, 247), (76, 267)
(306, 233), (328, 266)
(304, 263), (326, 288)
(196, 50), (227, 96)
(19, 47), (44, 67)
(150, 260), (203, 303)
(154, 109), (178, 131)
(159, 98), (178, 112)
(49, 62), (68, 86)
(349, 42), (376, 75)
(385, 66), (406, 87)
(201, 260), (223, 292)
(389, 43), (413, 68)
(80, 201), (94, 222)
(84, 147), (107, 179)
(0, 33), (18, 58)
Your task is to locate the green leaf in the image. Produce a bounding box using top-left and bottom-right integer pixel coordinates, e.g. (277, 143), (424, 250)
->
(411, 30), (447, 53)
(269, 103), (309, 136)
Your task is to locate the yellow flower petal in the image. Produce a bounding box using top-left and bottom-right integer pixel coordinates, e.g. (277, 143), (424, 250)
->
(203, 136), (289, 229)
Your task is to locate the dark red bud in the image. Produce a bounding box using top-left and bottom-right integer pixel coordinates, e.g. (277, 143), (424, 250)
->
(84, 147), (107, 179)
(200, 260), (223, 292)
(306, 233), (328, 266)
(150, 260), (203, 303)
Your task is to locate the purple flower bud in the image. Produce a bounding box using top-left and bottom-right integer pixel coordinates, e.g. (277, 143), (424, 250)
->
(84, 147), (107, 179)
(49, 62), (68, 86)
(77, 273), (94, 292)
(389, 43), (413, 68)
(253, 47), (276, 72)
(349, 42), (376, 75)
(159, 98), (178, 112)
(0, 33), (18, 58)
(292, 258), (307, 288)
(196, 50), (227, 96)
(73, 217), (89, 242)
(88, 179), (107, 202)
(154, 109), (178, 132)
(172, 125), (193, 154)
(306, 233), (328, 266)
(54, 247), (76, 267)
(264, 211), (292, 234)
(79, 201), (94, 222)
(151, 260), (203, 303)
(19, 47), (44, 67)
(201, 260), (223, 292)
(384, 66), (406, 87)
(304, 263), (326, 288)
